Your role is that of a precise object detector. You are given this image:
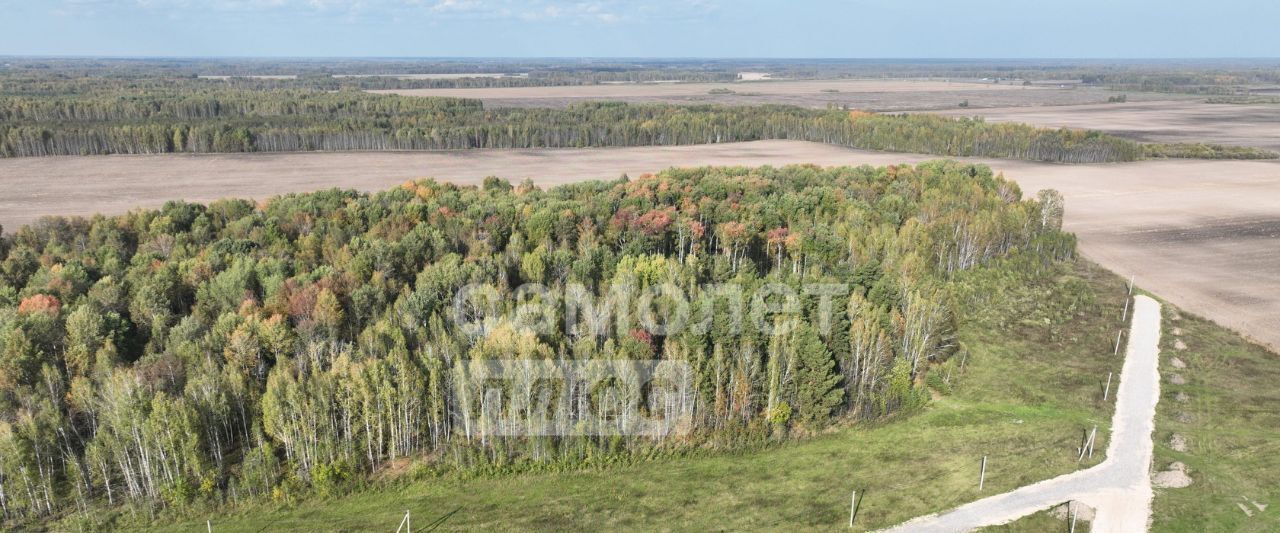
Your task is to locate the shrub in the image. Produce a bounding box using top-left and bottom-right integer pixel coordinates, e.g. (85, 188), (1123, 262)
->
(312, 461), (352, 498)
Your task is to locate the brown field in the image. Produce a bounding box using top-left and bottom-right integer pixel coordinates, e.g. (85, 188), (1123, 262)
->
(371, 79), (1184, 110)
(1, 140), (1277, 353)
(931, 100), (1280, 151)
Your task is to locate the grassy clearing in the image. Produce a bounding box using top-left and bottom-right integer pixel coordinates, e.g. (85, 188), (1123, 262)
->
(99, 259), (1127, 532)
(1149, 302), (1280, 532)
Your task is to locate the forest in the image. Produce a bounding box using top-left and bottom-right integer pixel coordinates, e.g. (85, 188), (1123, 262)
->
(0, 86), (1143, 163)
(0, 161), (1075, 525)
(8, 62), (1276, 162)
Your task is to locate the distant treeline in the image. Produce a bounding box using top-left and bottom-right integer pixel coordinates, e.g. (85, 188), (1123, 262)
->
(0, 90), (1144, 163)
(4, 57), (1279, 92)
(0, 72), (735, 94)
(1205, 95), (1280, 105)
(333, 70), (739, 90)
(1142, 142), (1279, 160)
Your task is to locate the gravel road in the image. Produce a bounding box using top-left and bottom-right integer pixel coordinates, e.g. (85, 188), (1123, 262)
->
(879, 295), (1163, 532)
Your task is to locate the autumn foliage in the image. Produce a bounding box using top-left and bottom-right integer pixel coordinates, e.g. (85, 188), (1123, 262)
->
(0, 163), (1076, 525)
(17, 294), (60, 317)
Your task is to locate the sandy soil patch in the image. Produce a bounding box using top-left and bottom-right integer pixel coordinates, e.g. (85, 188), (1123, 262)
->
(2, 141), (1278, 354)
(931, 100), (1280, 151)
(1170, 434), (1189, 452)
(1153, 462), (1193, 488)
(1170, 357), (1187, 369)
(1049, 501), (1096, 522)
(1174, 392), (1189, 403)
(1174, 339), (1188, 351)
(1169, 374), (1187, 385)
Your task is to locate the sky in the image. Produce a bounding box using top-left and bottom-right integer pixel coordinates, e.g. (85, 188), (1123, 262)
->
(0, 0), (1276, 58)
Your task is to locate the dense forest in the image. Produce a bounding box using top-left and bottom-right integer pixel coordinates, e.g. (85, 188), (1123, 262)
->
(0, 162), (1074, 525)
(0, 87), (1143, 163)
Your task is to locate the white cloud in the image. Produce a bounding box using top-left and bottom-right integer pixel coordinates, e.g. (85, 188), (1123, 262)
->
(429, 0), (485, 13)
(42, 0), (716, 23)
(506, 1), (623, 24)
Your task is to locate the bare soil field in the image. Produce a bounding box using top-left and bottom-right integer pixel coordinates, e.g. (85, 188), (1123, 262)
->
(2, 141), (1277, 353)
(931, 100), (1280, 151)
(371, 79), (1183, 110)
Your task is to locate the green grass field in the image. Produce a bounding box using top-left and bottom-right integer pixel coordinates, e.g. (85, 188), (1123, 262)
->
(979, 507), (1077, 532)
(980, 294), (1280, 533)
(89, 259), (1131, 531)
(1149, 302), (1280, 532)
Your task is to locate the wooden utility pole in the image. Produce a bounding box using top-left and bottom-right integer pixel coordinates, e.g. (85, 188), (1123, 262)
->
(1078, 426), (1099, 462)
(1103, 372), (1113, 401)
(848, 490), (859, 528)
(979, 456), (987, 491)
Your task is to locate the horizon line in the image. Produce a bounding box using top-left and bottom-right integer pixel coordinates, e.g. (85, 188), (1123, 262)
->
(4, 55), (1280, 62)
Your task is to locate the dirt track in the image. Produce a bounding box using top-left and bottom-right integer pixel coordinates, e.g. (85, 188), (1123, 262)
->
(1, 141), (1277, 353)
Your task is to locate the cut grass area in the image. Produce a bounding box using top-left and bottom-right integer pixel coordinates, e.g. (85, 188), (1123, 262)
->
(1150, 303), (1280, 532)
(102, 259), (1128, 531)
(979, 506), (1079, 532)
